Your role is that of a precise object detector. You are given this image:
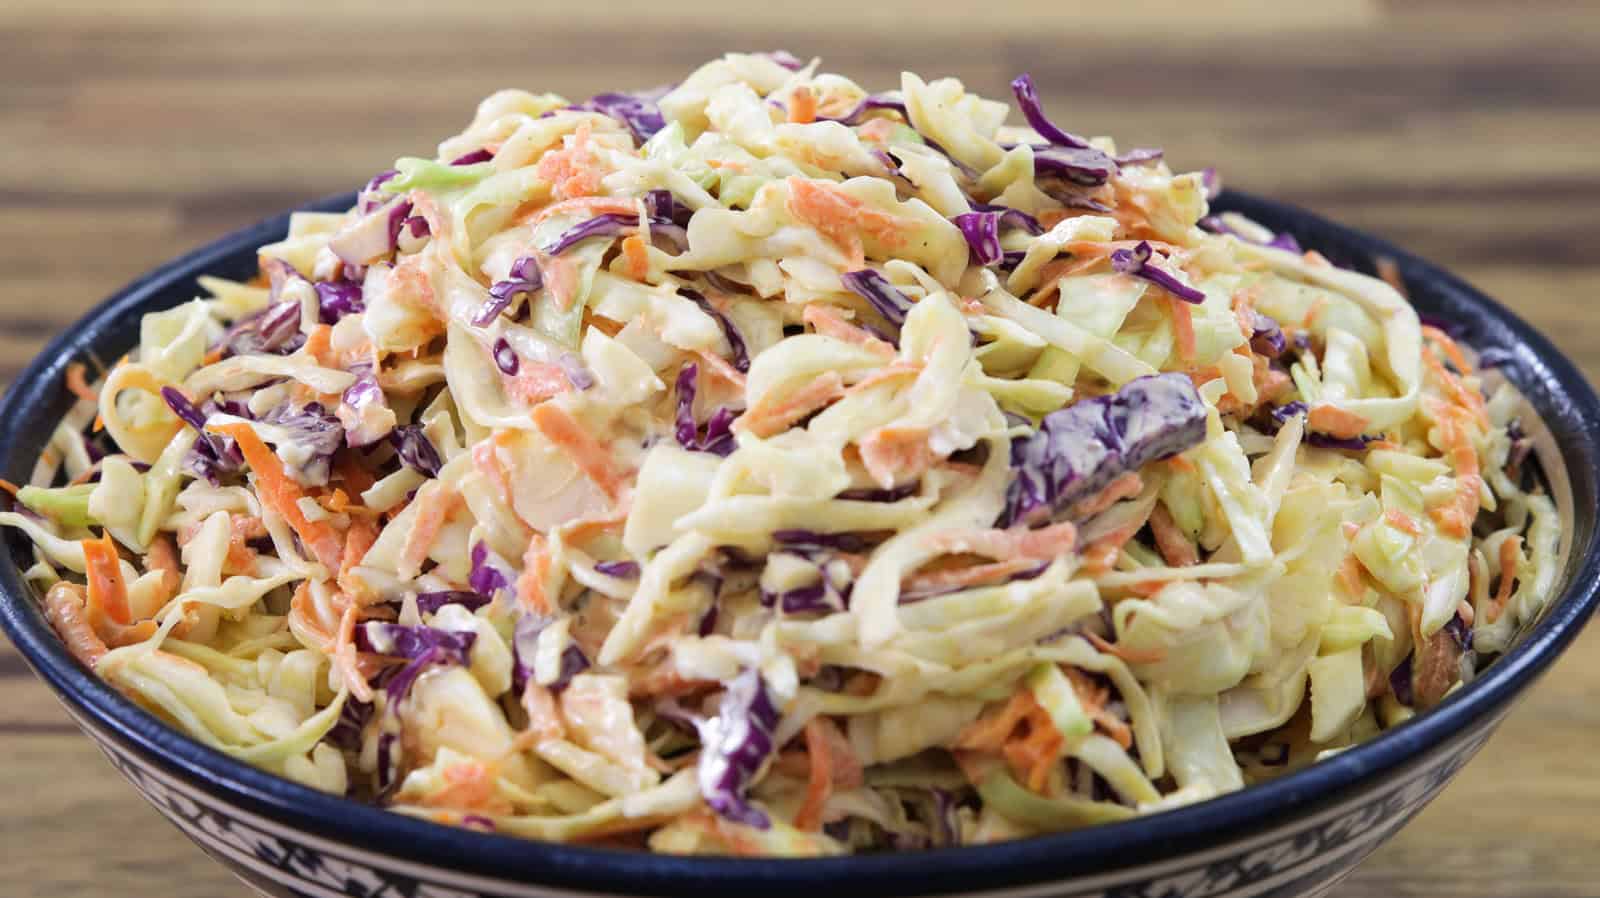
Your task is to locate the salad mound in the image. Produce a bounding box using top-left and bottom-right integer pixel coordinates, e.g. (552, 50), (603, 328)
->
(3, 53), (1556, 854)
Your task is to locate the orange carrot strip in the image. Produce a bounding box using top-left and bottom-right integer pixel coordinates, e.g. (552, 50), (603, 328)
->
(1149, 503), (1198, 567)
(858, 426), (935, 491)
(44, 582), (109, 668)
(902, 558), (1037, 594)
(82, 532), (132, 627)
(1085, 630), (1166, 664)
(955, 690), (1035, 752)
(788, 86), (818, 124)
(620, 234), (651, 281)
(1384, 509), (1423, 537)
(1168, 296), (1196, 363)
(1308, 404), (1371, 440)
(65, 363), (99, 402)
(1421, 325), (1473, 376)
(531, 403), (628, 502)
(211, 422), (346, 571)
(516, 533), (555, 615)
(1070, 472), (1144, 519)
(737, 371), (846, 439)
(692, 348), (748, 389)
(399, 485), (461, 576)
(785, 177), (911, 269)
(332, 599), (374, 703)
(333, 452), (377, 497)
(803, 304), (896, 358)
(793, 718), (834, 832)
(1487, 536), (1523, 624)
(0, 478), (19, 498)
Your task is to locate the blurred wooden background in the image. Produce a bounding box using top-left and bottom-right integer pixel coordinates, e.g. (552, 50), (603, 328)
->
(2, 1), (1598, 895)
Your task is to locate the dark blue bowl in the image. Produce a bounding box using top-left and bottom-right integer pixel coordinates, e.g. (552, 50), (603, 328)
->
(2, 191), (1596, 898)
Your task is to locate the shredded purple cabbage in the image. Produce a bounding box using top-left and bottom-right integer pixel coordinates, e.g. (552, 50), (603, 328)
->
(339, 374), (391, 449)
(492, 338), (520, 375)
(836, 483), (919, 502)
(970, 203), (1045, 235)
(697, 669), (780, 829)
(389, 425), (442, 478)
(1001, 373), (1206, 527)
(761, 579), (849, 615)
(356, 622), (477, 706)
(818, 94), (908, 126)
(773, 529), (871, 553)
(1114, 147), (1164, 166)
(1249, 313), (1287, 358)
(216, 301), (304, 360)
(840, 269), (914, 341)
(449, 148), (495, 166)
(358, 170), (398, 214)
(672, 363), (742, 457)
(952, 212), (1004, 266)
(468, 542), (513, 598)
(1110, 241), (1206, 304)
(681, 289), (751, 373)
(594, 560), (640, 579)
(1032, 144), (1117, 188)
(314, 280), (365, 324)
(161, 387), (246, 483)
(416, 591), (492, 616)
(478, 256), (544, 326)
(575, 87), (669, 144)
(1009, 74), (1091, 149)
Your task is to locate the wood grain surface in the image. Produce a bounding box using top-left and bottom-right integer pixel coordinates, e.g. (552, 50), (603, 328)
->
(2, 1), (1598, 895)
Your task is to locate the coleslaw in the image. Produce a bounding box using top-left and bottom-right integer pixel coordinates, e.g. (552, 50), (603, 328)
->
(1, 53), (1558, 854)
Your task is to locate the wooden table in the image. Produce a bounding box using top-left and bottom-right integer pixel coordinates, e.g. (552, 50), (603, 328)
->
(2, 1), (1597, 895)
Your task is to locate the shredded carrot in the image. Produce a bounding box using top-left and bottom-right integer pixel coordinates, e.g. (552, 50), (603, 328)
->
(620, 234), (651, 281)
(955, 690), (1035, 752)
(332, 599), (374, 703)
(857, 117), (898, 144)
(222, 515), (262, 575)
(303, 324), (336, 369)
(1336, 554), (1366, 599)
(520, 681), (566, 744)
(1384, 509), (1423, 537)
(1308, 404), (1371, 440)
(803, 304), (895, 358)
(793, 718), (834, 831)
(1302, 295), (1327, 328)
(516, 533), (555, 614)
(1487, 536), (1523, 623)
(1428, 404), (1484, 538)
(858, 426), (935, 490)
(505, 361), (571, 406)
(1085, 630), (1167, 664)
(1422, 347), (1490, 429)
(1148, 503), (1198, 567)
(737, 371), (846, 439)
(1025, 250), (1113, 307)
(534, 121), (605, 200)
(517, 195), (637, 229)
(288, 582), (335, 651)
(65, 363), (99, 402)
(418, 760), (512, 815)
(338, 515), (381, 600)
(400, 485), (462, 577)
(785, 177), (910, 269)
(1069, 472), (1143, 519)
(692, 348), (748, 389)
(543, 252), (581, 311)
(44, 582), (109, 668)
(1303, 250), (1334, 268)
(1064, 667), (1134, 750)
(902, 558), (1038, 595)
(143, 535), (182, 605)
(1168, 295), (1196, 363)
(843, 358), (923, 396)
(1166, 455), (1197, 475)
(210, 422), (346, 571)
(923, 521), (1077, 562)
(82, 532), (132, 627)
(787, 86), (818, 124)
(531, 403), (628, 502)
(1002, 708), (1064, 794)
(1421, 325), (1472, 376)
(0, 478), (19, 498)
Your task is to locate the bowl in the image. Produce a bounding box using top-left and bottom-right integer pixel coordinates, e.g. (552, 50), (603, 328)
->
(2, 190), (1596, 898)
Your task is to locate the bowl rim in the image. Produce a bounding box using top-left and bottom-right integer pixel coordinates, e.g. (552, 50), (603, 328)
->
(2, 189), (1597, 897)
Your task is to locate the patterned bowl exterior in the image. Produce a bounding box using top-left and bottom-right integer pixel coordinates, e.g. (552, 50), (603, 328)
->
(3, 189), (1598, 898)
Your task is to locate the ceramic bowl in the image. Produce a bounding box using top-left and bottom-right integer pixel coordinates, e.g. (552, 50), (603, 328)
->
(2, 191), (1596, 898)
